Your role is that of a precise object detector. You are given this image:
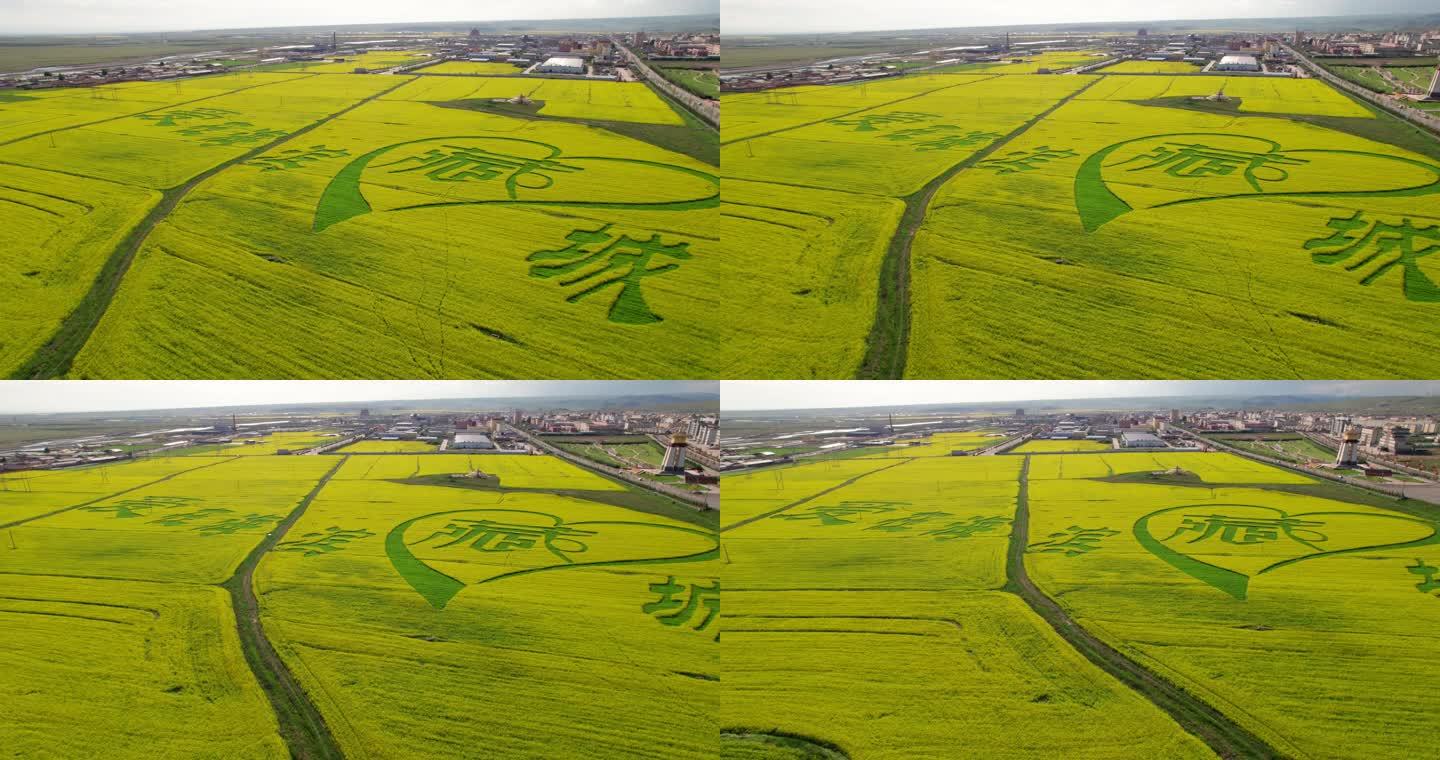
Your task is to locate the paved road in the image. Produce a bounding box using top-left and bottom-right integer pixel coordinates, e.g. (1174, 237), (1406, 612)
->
(613, 40), (718, 127)
(1282, 42), (1440, 135)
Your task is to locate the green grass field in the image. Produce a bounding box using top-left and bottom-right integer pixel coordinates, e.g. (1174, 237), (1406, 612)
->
(659, 66), (719, 98)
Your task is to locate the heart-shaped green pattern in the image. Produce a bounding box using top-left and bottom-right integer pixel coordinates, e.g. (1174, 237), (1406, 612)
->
(1075, 132), (1440, 232)
(313, 135), (718, 231)
(1133, 503), (1440, 600)
(386, 508), (719, 609)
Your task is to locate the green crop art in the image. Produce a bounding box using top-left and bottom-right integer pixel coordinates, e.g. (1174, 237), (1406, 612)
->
(386, 508), (719, 609)
(311, 136), (719, 231)
(1134, 504), (1440, 600)
(1074, 132), (1440, 232)
(527, 224), (693, 325)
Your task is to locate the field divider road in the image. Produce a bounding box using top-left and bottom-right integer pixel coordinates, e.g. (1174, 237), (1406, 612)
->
(1003, 455), (1287, 760)
(12, 75), (416, 379)
(721, 458), (912, 533)
(858, 75), (1101, 379)
(0, 455), (239, 530)
(721, 74), (1002, 145)
(222, 455), (348, 760)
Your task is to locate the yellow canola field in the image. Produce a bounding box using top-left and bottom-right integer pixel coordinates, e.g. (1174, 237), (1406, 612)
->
(335, 439), (438, 453)
(0, 72), (308, 144)
(1025, 451), (1440, 758)
(1013, 438), (1113, 453)
(72, 97), (718, 379)
(418, 61), (526, 76)
(721, 74), (996, 143)
(722, 453), (1214, 759)
(1, 455), (336, 583)
(382, 75), (684, 125)
(0, 74), (402, 190)
(0, 574), (285, 759)
(715, 178), (902, 377)
(332, 453), (625, 491)
(906, 82), (1440, 378)
(861, 430), (1010, 458)
(722, 74), (1091, 197)
(255, 477), (718, 758)
(0, 454), (232, 524)
(1102, 60), (1204, 74)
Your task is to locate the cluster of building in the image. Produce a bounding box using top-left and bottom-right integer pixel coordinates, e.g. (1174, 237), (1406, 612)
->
(2, 25), (718, 91)
(1297, 28), (1440, 58)
(632, 31), (719, 60)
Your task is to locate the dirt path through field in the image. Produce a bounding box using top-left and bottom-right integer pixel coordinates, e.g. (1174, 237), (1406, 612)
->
(1004, 455), (1285, 759)
(222, 455), (348, 760)
(13, 76), (415, 379)
(859, 76), (1101, 378)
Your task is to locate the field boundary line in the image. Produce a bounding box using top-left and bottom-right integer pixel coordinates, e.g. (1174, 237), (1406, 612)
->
(721, 458), (911, 533)
(0, 455), (239, 530)
(1004, 454), (1289, 760)
(12, 75), (415, 379)
(859, 75), (1100, 379)
(721, 74), (1003, 145)
(222, 455), (347, 760)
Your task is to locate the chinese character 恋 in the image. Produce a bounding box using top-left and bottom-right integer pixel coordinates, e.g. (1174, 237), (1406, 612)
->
(1163, 514), (1327, 548)
(773, 501), (908, 526)
(175, 121), (253, 137)
(83, 495), (201, 518)
(195, 513), (283, 535)
(1304, 211), (1440, 302)
(1114, 142), (1307, 192)
(376, 144), (582, 199)
(882, 125), (1001, 151)
(247, 144), (351, 172)
(643, 576), (719, 633)
(136, 107), (238, 127)
(411, 519), (597, 562)
(829, 111), (940, 132)
(976, 145), (1079, 174)
(150, 508), (234, 526)
(276, 526), (376, 556)
(865, 511), (954, 532)
(527, 224), (692, 325)
(1029, 525), (1119, 557)
(197, 128), (288, 147)
(922, 515), (1013, 540)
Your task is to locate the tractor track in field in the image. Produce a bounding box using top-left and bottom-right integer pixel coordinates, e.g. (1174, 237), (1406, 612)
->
(1004, 455), (1286, 760)
(721, 458), (912, 533)
(0, 455), (238, 530)
(857, 76), (1101, 379)
(222, 455), (347, 760)
(11, 76), (415, 379)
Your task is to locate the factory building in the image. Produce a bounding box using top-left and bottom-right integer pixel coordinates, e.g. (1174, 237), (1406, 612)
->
(1119, 431), (1166, 448)
(1215, 54), (1260, 72)
(452, 433), (496, 450)
(536, 56), (586, 74)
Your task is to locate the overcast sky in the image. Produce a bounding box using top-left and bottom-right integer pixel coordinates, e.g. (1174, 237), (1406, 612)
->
(724, 0), (1435, 35)
(2, 0), (715, 35)
(0, 381), (716, 414)
(722, 381), (1440, 411)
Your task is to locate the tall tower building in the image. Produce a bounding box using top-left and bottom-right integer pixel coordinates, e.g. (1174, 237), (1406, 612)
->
(1335, 426), (1360, 466)
(660, 432), (689, 473)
